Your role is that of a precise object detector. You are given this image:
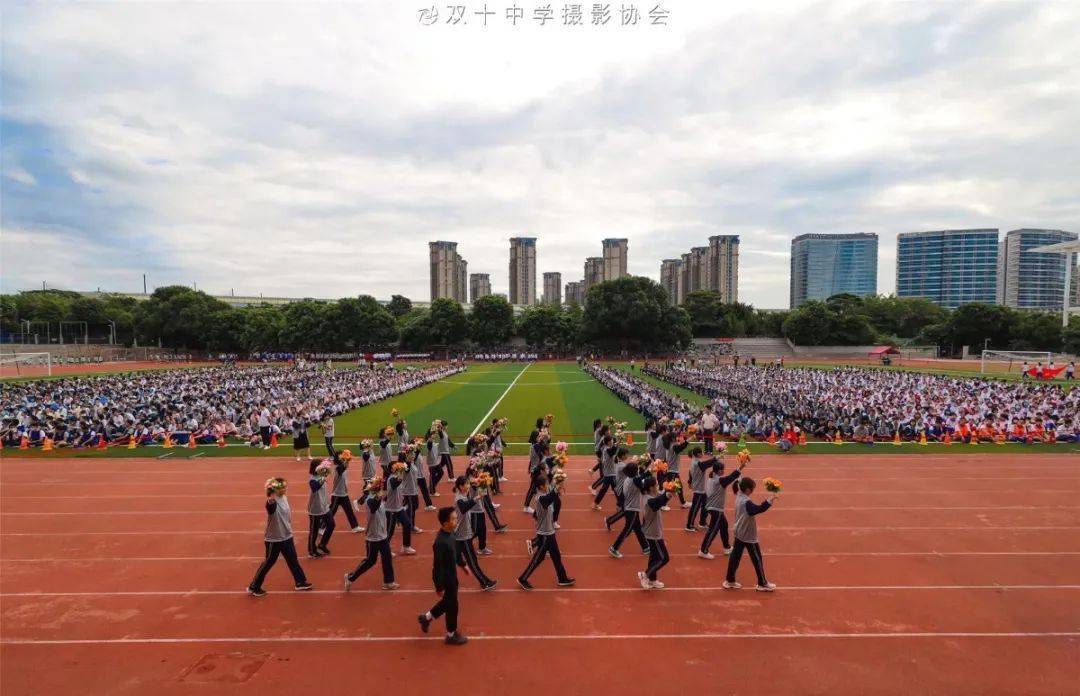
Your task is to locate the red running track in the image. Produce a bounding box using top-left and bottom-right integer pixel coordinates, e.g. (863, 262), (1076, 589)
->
(1, 453), (1078, 695)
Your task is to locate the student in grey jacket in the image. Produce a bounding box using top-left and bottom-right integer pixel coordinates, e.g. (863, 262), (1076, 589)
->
(247, 478), (313, 596)
(723, 477), (778, 591)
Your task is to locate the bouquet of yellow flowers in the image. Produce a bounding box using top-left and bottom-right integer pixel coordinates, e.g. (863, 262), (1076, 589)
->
(651, 459), (669, 475)
(552, 468), (567, 486)
(496, 417), (509, 427)
(763, 477), (783, 493)
(555, 453), (569, 468)
(360, 438), (373, 450)
(605, 415), (617, 426)
(391, 461), (408, 478)
(687, 424), (698, 438)
(544, 413), (554, 423)
(473, 433), (488, 445)
(265, 477), (287, 494)
(383, 426), (395, 438)
(314, 461), (333, 478)
(391, 408), (400, 418)
(474, 471), (494, 492)
(663, 479), (682, 494)
(737, 448), (752, 466)
(364, 476), (385, 496)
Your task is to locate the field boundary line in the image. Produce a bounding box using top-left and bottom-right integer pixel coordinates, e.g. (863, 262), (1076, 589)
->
(469, 362), (532, 437)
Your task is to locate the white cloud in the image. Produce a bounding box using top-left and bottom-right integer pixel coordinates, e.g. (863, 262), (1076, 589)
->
(2, 1), (1078, 307)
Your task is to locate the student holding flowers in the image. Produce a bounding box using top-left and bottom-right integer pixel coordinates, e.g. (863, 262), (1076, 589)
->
(608, 458), (649, 558)
(723, 476), (779, 591)
(698, 450), (746, 559)
(518, 474), (575, 591)
(638, 475), (676, 589)
(247, 477), (313, 596)
(306, 459), (335, 558)
(453, 475), (497, 591)
(384, 456), (415, 555)
(344, 477), (398, 591)
(329, 449), (362, 533)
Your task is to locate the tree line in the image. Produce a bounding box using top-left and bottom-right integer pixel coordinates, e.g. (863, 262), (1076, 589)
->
(3, 283), (1075, 355)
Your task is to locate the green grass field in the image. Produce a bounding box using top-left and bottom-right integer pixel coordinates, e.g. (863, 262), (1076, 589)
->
(4, 361), (1074, 459)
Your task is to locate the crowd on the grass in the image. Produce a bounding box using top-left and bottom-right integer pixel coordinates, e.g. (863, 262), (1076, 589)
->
(0, 363), (464, 449)
(632, 361), (1079, 443)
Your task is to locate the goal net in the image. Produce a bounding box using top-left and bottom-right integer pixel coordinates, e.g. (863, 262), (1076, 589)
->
(0, 352), (53, 377)
(980, 350), (1052, 375)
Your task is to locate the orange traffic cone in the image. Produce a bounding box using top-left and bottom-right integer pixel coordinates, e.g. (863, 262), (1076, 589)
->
(96, 435), (108, 449)
(969, 434), (978, 446)
(270, 433), (279, 448)
(19, 436), (29, 450)
(626, 434), (634, 446)
(163, 434), (174, 449)
(42, 437), (54, 452)
(994, 433), (1005, 445)
(797, 431), (807, 446)
(893, 431), (901, 446)
(127, 438), (137, 450)
(217, 435), (227, 448)
(918, 431), (928, 446)
(188, 436), (197, 449)
(766, 432), (777, 445)
(833, 432), (843, 445)
(943, 432), (952, 446)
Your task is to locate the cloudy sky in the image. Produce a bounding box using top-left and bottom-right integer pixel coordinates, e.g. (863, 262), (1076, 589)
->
(2, 1), (1078, 308)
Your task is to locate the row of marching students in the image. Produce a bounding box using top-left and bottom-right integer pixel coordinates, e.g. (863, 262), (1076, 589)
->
(594, 439), (780, 592)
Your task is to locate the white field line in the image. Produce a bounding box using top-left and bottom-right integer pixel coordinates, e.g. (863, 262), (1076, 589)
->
(4, 526), (1080, 537)
(469, 362), (532, 437)
(4, 551), (1080, 563)
(3, 632), (1079, 646)
(3, 584), (1079, 598)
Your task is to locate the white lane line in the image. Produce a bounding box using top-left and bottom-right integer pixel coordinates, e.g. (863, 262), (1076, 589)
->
(4, 504), (1080, 516)
(469, 362), (532, 437)
(4, 631), (1079, 646)
(4, 551), (1080, 563)
(6, 475), (1080, 483)
(3, 584), (1079, 598)
(2, 489), (1074, 499)
(4, 525), (1080, 537)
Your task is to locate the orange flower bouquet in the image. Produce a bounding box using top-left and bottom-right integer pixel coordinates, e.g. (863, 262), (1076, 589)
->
(391, 408), (400, 418)
(663, 479), (682, 494)
(652, 459), (669, 475)
(391, 461), (408, 478)
(737, 448), (752, 466)
(763, 477), (783, 493)
(383, 426), (395, 438)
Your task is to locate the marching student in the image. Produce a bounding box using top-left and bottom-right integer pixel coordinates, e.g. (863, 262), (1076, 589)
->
(723, 477), (778, 591)
(661, 426), (690, 509)
(698, 456), (746, 558)
(418, 506), (469, 645)
(396, 418), (410, 449)
(378, 429), (393, 471)
(384, 456), (415, 555)
(523, 444), (551, 513)
(400, 447), (425, 532)
(344, 478), (398, 591)
(490, 419), (508, 482)
(413, 440), (436, 510)
(638, 475), (673, 589)
(436, 419), (456, 478)
(359, 440), (379, 482)
(306, 459), (335, 557)
(518, 475), (575, 590)
(328, 448), (363, 533)
(608, 460), (649, 558)
(603, 448), (633, 528)
(589, 419), (605, 490)
(425, 429), (444, 496)
(247, 477), (313, 596)
(453, 476), (497, 590)
(591, 436), (621, 510)
(684, 447), (712, 532)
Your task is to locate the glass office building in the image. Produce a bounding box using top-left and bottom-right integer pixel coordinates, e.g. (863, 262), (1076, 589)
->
(997, 229), (1079, 310)
(896, 229), (998, 308)
(789, 233), (878, 308)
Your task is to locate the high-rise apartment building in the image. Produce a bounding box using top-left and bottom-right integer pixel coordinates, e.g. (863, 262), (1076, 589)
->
(469, 273), (491, 303)
(660, 258), (683, 306)
(601, 238), (628, 281)
(707, 235), (739, 302)
(542, 272), (562, 305)
(429, 241), (468, 303)
(565, 280), (585, 305)
(583, 257), (604, 290)
(508, 237), (537, 306)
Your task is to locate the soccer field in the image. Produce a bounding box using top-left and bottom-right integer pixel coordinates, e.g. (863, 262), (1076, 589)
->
(330, 362), (643, 447)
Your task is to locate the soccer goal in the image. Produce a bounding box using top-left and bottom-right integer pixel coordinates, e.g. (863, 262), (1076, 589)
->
(980, 350), (1052, 375)
(0, 352), (53, 377)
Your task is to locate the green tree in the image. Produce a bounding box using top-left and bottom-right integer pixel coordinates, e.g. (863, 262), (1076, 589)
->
(428, 298), (468, 345)
(755, 309), (788, 337)
(582, 276), (690, 351)
(240, 305), (286, 351)
(134, 286), (231, 349)
(940, 303), (1019, 355)
(0, 295), (19, 334)
(399, 310), (435, 351)
(1010, 312), (1063, 352)
(469, 294), (514, 345)
(1062, 315), (1080, 355)
(387, 294), (413, 319)
(277, 300), (334, 351)
(782, 301), (833, 345)
(518, 303), (563, 347)
(330, 296), (397, 348)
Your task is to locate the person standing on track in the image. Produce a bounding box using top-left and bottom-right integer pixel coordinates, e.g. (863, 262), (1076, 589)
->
(291, 410), (311, 461)
(661, 426), (690, 509)
(344, 477), (398, 591)
(257, 403), (273, 449)
(306, 459), (335, 558)
(418, 506), (469, 645)
(698, 455), (745, 559)
(319, 412), (335, 453)
(425, 429), (444, 497)
(723, 477), (778, 591)
(436, 419), (456, 478)
(638, 475), (673, 590)
(684, 447), (713, 532)
(328, 448), (363, 533)
(590, 435), (620, 510)
(518, 475), (575, 590)
(247, 477), (313, 596)
(384, 455), (415, 555)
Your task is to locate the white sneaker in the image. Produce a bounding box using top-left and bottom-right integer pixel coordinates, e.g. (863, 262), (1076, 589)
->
(756, 582), (777, 592)
(412, 527), (423, 533)
(609, 546), (623, 558)
(591, 504), (602, 511)
(492, 503), (501, 509)
(523, 506), (534, 514)
(698, 551), (715, 560)
(424, 505), (436, 511)
(722, 580), (742, 589)
(383, 582), (400, 590)
(351, 526), (363, 533)
(650, 580), (665, 589)
(402, 547), (416, 555)
(343, 572), (352, 592)
(525, 539), (534, 555)
(638, 571), (651, 590)
(723, 547), (733, 555)
(680, 502), (692, 509)
(295, 455), (301, 461)
(479, 547), (493, 556)
(554, 522), (561, 529)
(696, 524), (708, 531)
(499, 476), (508, 482)
(433, 492), (441, 497)
(661, 505), (671, 511)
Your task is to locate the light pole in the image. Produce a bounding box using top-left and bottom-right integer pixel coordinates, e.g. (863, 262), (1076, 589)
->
(107, 320), (117, 346)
